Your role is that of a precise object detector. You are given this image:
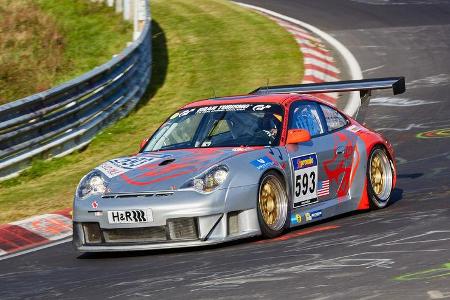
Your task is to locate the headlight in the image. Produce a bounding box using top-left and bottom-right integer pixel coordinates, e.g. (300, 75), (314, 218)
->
(184, 165), (229, 193)
(76, 170), (108, 199)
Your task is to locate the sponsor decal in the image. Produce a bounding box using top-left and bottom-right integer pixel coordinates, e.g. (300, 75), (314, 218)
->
(169, 112), (179, 119)
(293, 154), (317, 170)
(97, 161), (127, 178)
(232, 147), (253, 152)
(317, 180), (330, 197)
(97, 154), (170, 178)
(91, 201), (99, 209)
(292, 154), (319, 208)
(250, 156), (275, 170)
(179, 109), (195, 117)
(170, 109), (195, 119)
(107, 209), (153, 224)
(347, 125), (361, 133)
(290, 213), (302, 225)
(295, 198), (318, 208)
(196, 104), (251, 114)
(305, 213), (311, 221)
(109, 156), (160, 169)
(253, 104), (271, 111)
(273, 114), (283, 122)
(305, 210), (322, 222)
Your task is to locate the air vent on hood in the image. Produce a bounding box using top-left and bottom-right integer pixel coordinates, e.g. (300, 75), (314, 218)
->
(159, 158), (176, 166)
(102, 192), (174, 199)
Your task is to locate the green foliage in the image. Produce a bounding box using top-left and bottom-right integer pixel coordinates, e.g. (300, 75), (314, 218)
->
(0, 0), (131, 103)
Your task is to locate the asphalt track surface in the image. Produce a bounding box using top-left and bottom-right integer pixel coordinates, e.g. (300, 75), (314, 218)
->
(1, 1), (450, 299)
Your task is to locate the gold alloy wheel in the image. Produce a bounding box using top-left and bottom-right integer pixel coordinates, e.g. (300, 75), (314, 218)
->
(369, 149), (393, 203)
(258, 175), (287, 231)
(370, 154), (384, 195)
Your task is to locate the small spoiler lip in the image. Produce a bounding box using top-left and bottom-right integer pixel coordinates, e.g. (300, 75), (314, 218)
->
(250, 77), (406, 96)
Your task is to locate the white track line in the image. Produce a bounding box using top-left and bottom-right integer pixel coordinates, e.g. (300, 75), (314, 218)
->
(235, 2), (363, 117)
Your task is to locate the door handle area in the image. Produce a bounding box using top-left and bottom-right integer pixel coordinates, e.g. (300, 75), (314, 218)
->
(336, 146), (345, 155)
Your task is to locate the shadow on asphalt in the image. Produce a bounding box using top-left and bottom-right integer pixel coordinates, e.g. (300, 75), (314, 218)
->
(397, 173), (423, 179)
(390, 187), (404, 205)
(77, 236), (260, 260)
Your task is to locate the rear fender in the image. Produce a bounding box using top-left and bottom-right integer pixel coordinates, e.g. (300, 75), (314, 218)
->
(349, 122), (396, 209)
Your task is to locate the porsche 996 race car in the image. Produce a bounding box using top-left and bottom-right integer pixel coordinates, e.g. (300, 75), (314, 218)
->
(73, 77), (405, 252)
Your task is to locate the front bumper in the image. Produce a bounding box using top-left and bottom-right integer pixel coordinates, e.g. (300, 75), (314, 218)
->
(74, 228), (260, 252)
(73, 186), (261, 252)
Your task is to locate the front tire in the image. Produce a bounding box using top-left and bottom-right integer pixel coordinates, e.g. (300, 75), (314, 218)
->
(367, 146), (394, 209)
(257, 171), (289, 238)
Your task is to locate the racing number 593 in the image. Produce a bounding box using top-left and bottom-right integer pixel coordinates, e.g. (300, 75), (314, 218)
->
(295, 171), (316, 197)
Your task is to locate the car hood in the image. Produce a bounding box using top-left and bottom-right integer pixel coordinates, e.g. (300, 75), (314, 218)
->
(97, 147), (262, 193)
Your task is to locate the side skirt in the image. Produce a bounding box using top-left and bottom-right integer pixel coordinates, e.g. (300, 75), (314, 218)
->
(288, 196), (355, 228)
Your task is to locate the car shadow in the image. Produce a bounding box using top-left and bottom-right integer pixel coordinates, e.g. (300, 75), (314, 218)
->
(76, 237), (260, 260)
(397, 173), (423, 179)
(389, 187), (404, 205)
(134, 19), (168, 110)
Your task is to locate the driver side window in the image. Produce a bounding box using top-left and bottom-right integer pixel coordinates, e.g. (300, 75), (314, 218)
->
(288, 102), (324, 137)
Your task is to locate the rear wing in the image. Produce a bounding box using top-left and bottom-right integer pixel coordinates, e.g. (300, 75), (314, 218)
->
(250, 77), (406, 122)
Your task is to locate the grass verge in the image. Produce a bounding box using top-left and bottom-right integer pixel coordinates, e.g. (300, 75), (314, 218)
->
(0, 0), (131, 104)
(0, 0), (303, 223)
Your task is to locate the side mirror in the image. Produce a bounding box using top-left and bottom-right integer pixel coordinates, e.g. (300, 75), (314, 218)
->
(286, 129), (311, 144)
(139, 138), (149, 151)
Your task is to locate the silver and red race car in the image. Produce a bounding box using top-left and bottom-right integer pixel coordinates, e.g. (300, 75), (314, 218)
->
(73, 77), (405, 252)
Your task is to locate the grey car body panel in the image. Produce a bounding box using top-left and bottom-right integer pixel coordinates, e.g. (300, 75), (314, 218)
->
(73, 116), (375, 252)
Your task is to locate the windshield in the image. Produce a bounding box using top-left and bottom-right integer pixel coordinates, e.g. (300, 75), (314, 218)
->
(144, 103), (284, 151)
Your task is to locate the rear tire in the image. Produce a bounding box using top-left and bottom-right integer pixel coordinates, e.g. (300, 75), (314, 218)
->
(367, 146), (394, 209)
(257, 171), (289, 238)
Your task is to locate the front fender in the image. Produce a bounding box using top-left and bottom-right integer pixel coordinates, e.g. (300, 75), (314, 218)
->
(222, 147), (290, 211)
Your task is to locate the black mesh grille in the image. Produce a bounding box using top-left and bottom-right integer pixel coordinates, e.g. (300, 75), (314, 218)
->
(167, 218), (198, 240)
(81, 218), (199, 245)
(83, 223), (102, 244)
(227, 211), (240, 235)
(103, 226), (167, 243)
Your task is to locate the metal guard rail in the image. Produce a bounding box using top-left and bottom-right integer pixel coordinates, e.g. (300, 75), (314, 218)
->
(0, 2), (151, 179)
